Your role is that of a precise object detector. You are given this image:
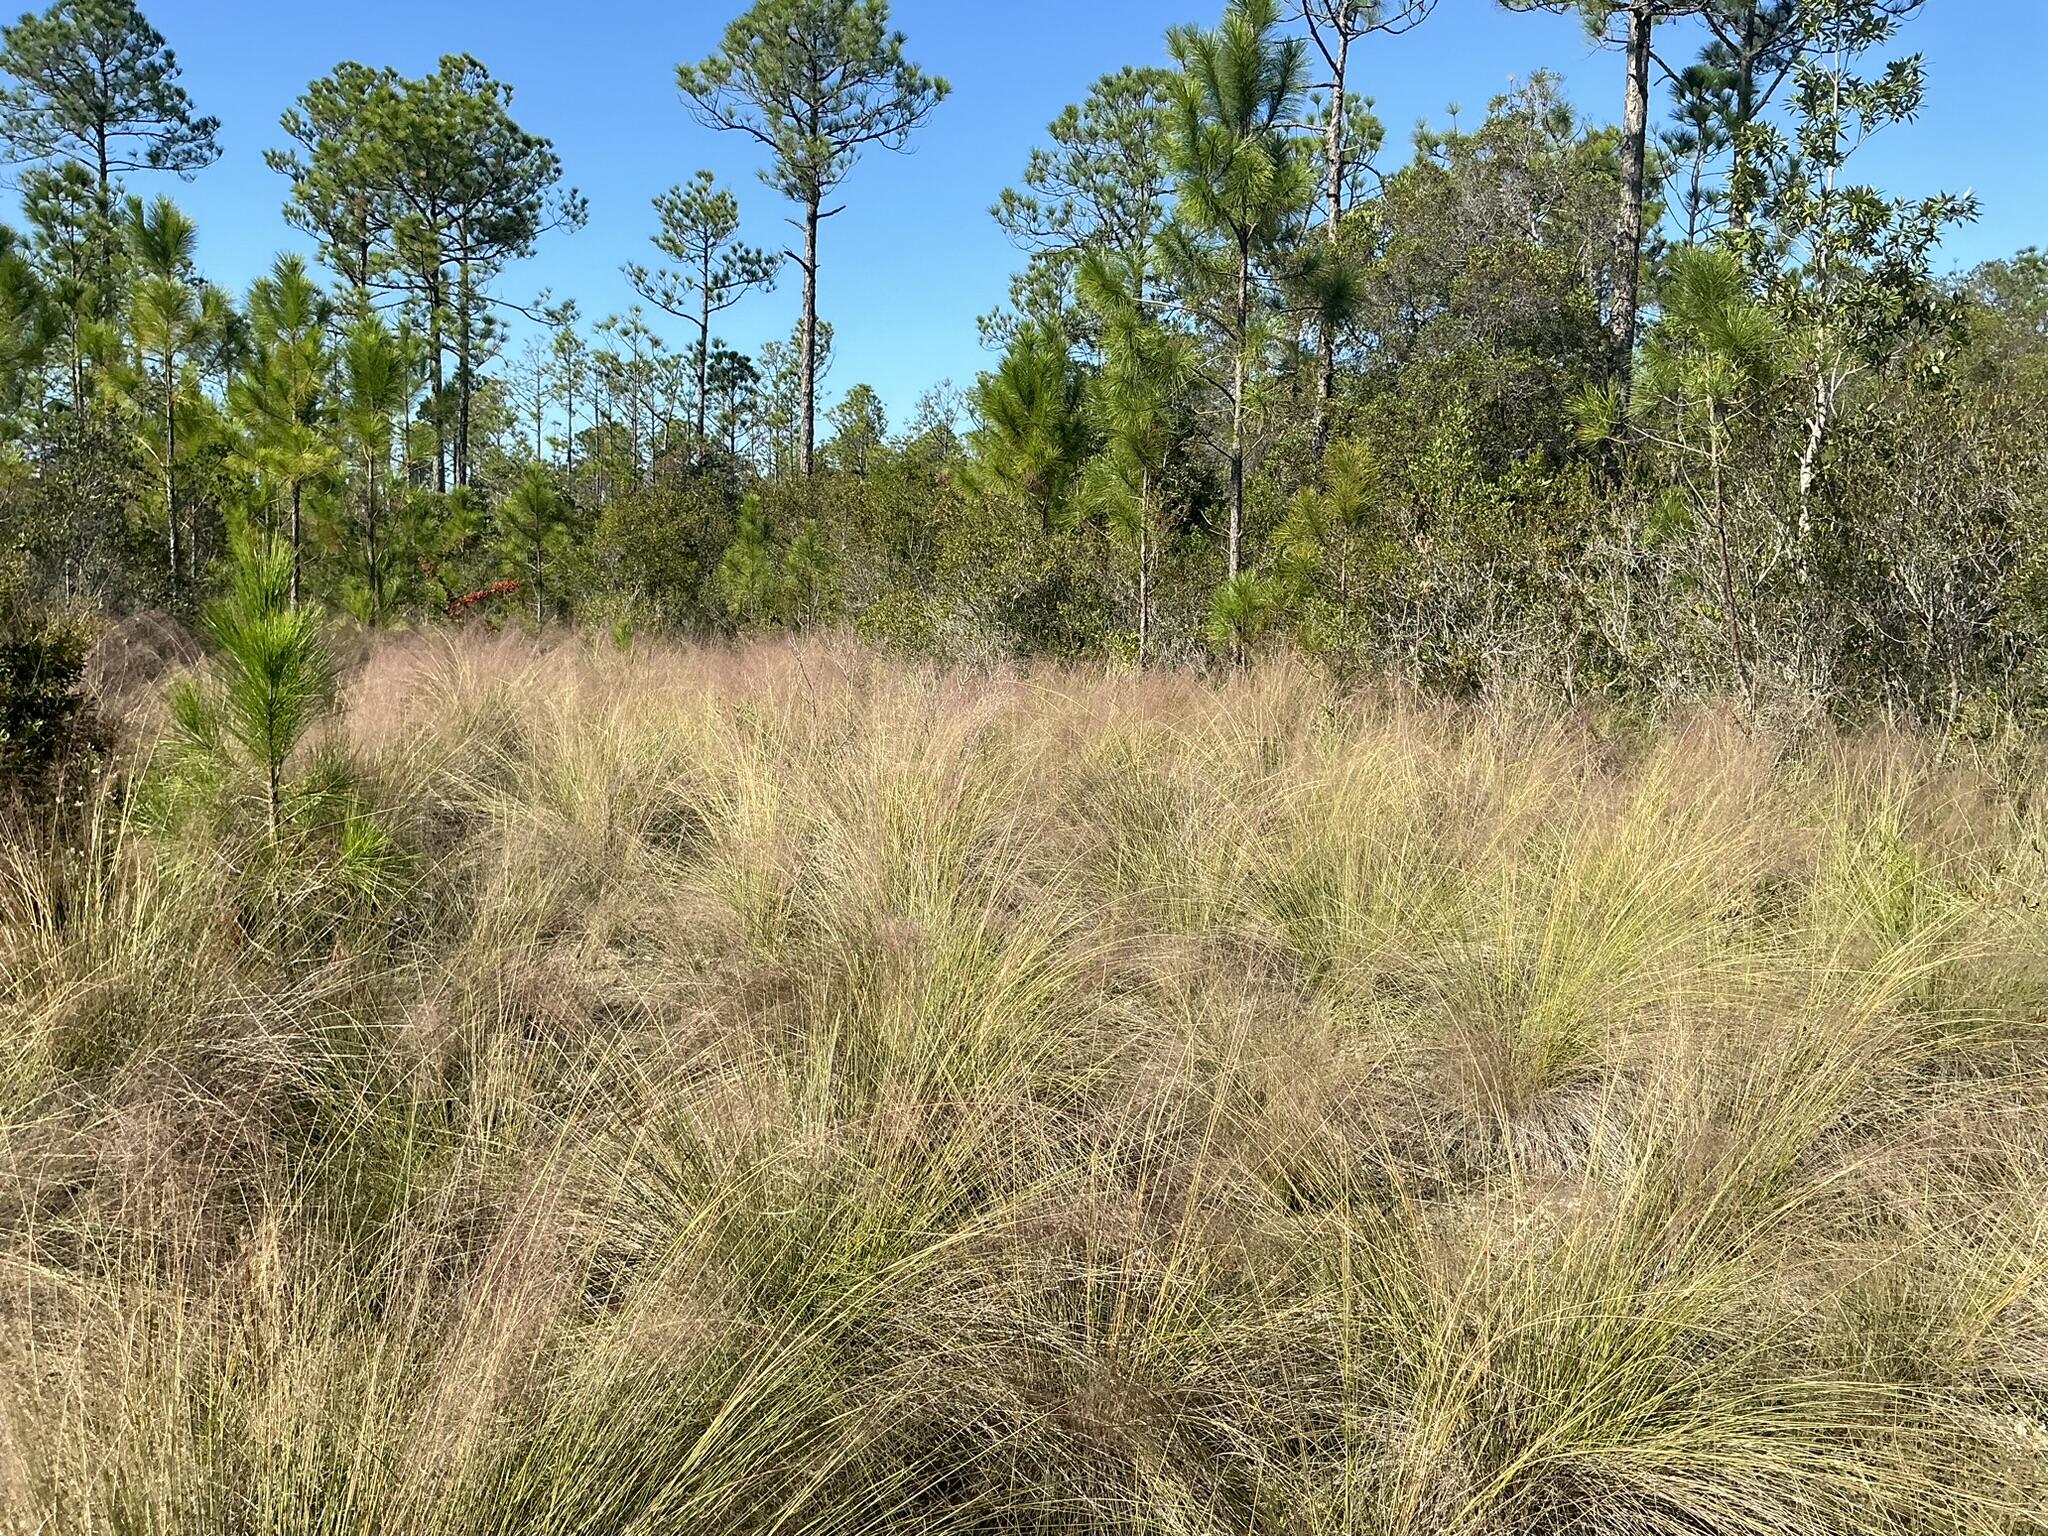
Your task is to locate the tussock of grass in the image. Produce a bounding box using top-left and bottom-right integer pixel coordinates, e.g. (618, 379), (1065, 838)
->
(3, 632), (2046, 1533)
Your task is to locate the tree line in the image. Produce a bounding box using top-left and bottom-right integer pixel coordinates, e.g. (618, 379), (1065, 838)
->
(2, 0), (2044, 748)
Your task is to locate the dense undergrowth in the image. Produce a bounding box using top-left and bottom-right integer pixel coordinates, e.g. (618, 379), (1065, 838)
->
(2, 632), (2046, 1534)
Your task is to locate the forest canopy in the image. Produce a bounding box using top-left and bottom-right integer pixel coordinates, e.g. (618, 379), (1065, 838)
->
(2, 0), (2043, 740)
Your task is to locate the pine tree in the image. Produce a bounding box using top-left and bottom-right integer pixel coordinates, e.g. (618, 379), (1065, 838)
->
(991, 66), (1174, 337)
(1293, 3), (1435, 232)
(172, 541), (332, 842)
(123, 194), (209, 600)
(0, 226), (53, 443)
(781, 517), (835, 625)
(966, 324), (1090, 527)
(705, 343), (759, 461)
(1664, 60), (1737, 242)
(826, 382), (887, 478)
(21, 164), (103, 415)
(1078, 252), (1193, 663)
(0, 0), (219, 209)
(677, 0), (946, 477)
(496, 460), (572, 625)
(625, 170), (779, 449)
(1164, 0), (1312, 587)
(268, 56), (586, 489)
(339, 312), (411, 623)
(1633, 245), (1785, 700)
(716, 490), (779, 622)
(229, 255), (335, 607)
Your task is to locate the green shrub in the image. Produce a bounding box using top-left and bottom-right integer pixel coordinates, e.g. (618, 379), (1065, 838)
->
(854, 588), (944, 657)
(0, 606), (95, 785)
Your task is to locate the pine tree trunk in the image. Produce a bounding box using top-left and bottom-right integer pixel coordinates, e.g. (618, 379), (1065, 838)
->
(697, 247), (714, 449)
(1611, 0), (1654, 403)
(365, 450), (381, 626)
(1138, 471), (1152, 667)
(456, 260), (474, 488)
(431, 284), (448, 495)
(164, 353), (178, 603)
(1728, 1), (1761, 233)
(290, 480), (303, 609)
(1317, 332), (1337, 463)
(1229, 234), (1250, 584)
(800, 196), (820, 478)
(1316, 20), (1350, 460)
(1324, 26), (1350, 238)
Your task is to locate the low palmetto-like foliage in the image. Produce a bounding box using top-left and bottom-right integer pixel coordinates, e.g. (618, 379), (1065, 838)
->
(3, 633), (2045, 1534)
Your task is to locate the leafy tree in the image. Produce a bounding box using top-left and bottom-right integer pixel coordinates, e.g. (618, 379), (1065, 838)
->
(0, 0), (218, 206)
(1737, 0), (1973, 523)
(589, 472), (738, 622)
(625, 169), (779, 448)
(1632, 245), (1786, 699)
(1694, 0), (1921, 227)
(0, 590), (91, 784)
(677, 0), (947, 477)
(1164, 0), (1312, 586)
(1500, 0), (1712, 394)
(1960, 249), (2048, 390)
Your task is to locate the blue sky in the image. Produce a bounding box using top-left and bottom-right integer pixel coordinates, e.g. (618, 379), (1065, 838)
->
(12, 0), (2044, 426)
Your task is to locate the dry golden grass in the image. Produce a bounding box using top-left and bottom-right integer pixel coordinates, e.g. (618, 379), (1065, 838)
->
(2, 630), (2046, 1534)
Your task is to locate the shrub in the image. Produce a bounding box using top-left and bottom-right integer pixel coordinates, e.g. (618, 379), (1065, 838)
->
(0, 601), (97, 787)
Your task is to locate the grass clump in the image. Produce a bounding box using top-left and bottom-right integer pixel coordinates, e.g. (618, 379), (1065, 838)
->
(1, 632), (2045, 1534)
